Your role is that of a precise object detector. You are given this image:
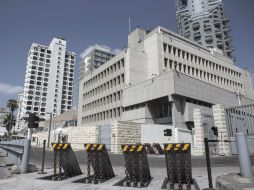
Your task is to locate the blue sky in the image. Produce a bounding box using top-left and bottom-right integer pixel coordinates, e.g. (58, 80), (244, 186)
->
(0, 0), (253, 109)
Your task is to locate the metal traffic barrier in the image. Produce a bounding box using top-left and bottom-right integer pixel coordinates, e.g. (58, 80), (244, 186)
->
(144, 143), (156, 154)
(153, 143), (165, 154)
(51, 143), (82, 180)
(82, 143), (115, 184)
(161, 143), (196, 190)
(117, 144), (152, 188)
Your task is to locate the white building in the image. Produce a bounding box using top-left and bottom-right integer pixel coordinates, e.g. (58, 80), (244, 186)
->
(79, 45), (115, 80)
(20, 38), (75, 125)
(14, 93), (24, 131)
(176, 0), (233, 58)
(78, 26), (254, 132)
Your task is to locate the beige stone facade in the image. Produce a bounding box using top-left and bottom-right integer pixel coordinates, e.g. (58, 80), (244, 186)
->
(193, 104), (231, 156)
(111, 121), (141, 153)
(34, 126), (99, 150)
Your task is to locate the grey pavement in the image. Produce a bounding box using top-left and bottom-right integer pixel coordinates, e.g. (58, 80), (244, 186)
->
(0, 149), (13, 179)
(1, 147), (254, 189)
(0, 165), (252, 190)
(216, 172), (254, 190)
(29, 147), (254, 169)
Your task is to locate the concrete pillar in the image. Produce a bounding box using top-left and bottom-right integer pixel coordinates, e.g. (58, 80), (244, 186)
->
(172, 96), (186, 129)
(213, 104), (231, 156)
(193, 108), (205, 156)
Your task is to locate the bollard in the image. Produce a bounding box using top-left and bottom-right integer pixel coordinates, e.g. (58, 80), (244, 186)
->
(235, 133), (253, 177)
(163, 143), (192, 190)
(38, 140), (47, 174)
(20, 139), (31, 173)
(204, 138), (214, 189)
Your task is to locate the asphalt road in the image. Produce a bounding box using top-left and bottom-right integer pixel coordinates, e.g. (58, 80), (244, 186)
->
(29, 147), (254, 169)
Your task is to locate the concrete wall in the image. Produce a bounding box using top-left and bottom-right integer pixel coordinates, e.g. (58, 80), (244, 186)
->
(35, 126), (99, 150)
(123, 71), (175, 107)
(63, 126), (99, 150)
(141, 124), (192, 148)
(141, 124), (175, 144)
(173, 72), (253, 107)
(111, 121), (141, 153)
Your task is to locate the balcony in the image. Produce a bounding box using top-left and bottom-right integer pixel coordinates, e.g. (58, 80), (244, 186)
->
(193, 32), (201, 41)
(217, 40), (224, 46)
(205, 36), (213, 44)
(225, 48), (234, 53)
(222, 17), (229, 23)
(224, 37), (232, 43)
(223, 27), (231, 32)
(214, 20), (221, 25)
(192, 22), (200, 30)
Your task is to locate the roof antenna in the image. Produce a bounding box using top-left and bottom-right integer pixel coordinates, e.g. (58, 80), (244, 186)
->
(129, 17), (131, 33)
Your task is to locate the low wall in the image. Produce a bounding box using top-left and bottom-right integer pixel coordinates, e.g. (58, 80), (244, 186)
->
(111, 121), (141, 153)
(34, 126), (99, 150)
(63, 126), (99, 150)
(141, 124), (192, 145)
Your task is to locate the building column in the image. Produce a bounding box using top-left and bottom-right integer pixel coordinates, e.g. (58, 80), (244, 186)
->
(192, 108), (205, 156)
(213, 104), (231, 155)
(172, 96), (186, 129)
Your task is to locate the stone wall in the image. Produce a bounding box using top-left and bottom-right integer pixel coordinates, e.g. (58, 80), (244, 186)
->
(34, 126), (99, 150)
(193, 104), (231, 156)
(193, 108), (213, 155)
(111, 121), (141, 153)
(63, 126), (99, 150)
(213, 104), (231, 156)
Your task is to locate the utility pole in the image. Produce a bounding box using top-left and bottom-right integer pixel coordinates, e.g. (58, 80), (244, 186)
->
(47, 112), (52, 148)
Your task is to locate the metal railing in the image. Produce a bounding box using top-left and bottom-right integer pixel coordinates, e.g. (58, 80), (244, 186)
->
(0, 139), (31, 173)
(225, 104), (254, 137)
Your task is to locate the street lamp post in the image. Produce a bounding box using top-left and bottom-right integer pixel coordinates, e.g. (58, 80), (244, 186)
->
(46, 112), (53, 148)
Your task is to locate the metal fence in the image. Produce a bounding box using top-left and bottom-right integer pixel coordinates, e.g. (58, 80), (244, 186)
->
(225, 104), (254, 137)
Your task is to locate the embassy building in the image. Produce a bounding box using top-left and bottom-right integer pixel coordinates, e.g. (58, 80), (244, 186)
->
(78, 26), (254, 134)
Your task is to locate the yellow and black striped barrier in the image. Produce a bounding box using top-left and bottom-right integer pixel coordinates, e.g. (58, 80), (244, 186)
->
(82, 143), (115, 184)
(144, 143), (156, 154)
(162, 143), (192, 190)
(118, 144), (152, 188)
(51, 143), (82, 181)
(153, 143), (165, 154)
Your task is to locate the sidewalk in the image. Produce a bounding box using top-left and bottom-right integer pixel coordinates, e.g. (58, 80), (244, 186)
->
(0, 164), (247, 190)
(0, 149), (13, 179)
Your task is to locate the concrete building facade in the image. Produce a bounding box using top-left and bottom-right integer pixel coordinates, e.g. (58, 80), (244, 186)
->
(20, 38), (75, 122)
(78, 26), (254, 132)
(176, 0), (233, 58)
(79, 45), (115, 80)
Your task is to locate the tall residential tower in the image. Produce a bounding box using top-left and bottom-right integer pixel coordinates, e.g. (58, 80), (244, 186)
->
(20, 38), (75, 122)
(176, 0), (233, 58)
(79, 45), (115, 80)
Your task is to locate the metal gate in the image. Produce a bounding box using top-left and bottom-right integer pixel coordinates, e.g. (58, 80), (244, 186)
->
(99, 124), (111, 150)
(225, 104), (254, 137)
(225, 104), (254, 154)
